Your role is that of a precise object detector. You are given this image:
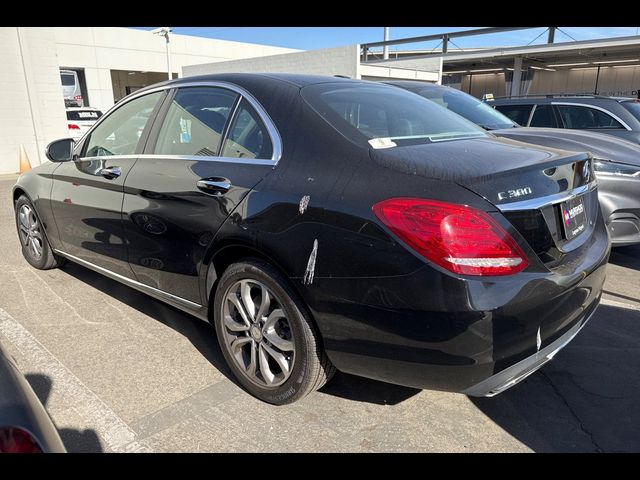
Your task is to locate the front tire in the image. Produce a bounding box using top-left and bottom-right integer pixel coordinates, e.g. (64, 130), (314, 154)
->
(15, 195), (64, 270)
(213, 259), (335, 405)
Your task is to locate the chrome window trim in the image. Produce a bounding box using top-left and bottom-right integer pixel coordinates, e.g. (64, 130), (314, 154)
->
(497, 180), (597, 212)
(78, 154), (277, 167)
(53, 249), (203, 309)
(110, 81), (282, 164)
(551, 102), (632, 131)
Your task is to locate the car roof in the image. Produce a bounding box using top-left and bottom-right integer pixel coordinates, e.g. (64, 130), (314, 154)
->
(141, 72), (362, 91)
(129, 73), (392, 101)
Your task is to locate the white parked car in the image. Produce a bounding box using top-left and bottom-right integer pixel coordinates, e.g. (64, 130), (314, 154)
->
(60, 69), (83, 107)
(66, 107), (103, 141)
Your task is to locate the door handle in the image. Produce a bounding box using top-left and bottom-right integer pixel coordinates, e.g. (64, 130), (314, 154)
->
(100, 166), (122, 179)
(197, 178), (232, 195)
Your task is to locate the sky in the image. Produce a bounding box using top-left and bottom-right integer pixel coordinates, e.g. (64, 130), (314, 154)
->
(132, 27), (640, 51)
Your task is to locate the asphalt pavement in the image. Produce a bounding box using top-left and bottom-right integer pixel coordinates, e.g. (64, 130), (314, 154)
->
(0, 175), (638, 452)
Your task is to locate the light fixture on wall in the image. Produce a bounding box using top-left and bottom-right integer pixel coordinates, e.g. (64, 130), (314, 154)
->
(546, 62), (589, 67)
(151, 27), (173, 80)
(530, 66), (556, 71)
(593, 59), (640, 64)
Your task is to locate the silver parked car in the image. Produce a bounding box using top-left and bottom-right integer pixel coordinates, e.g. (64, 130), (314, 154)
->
(60, 69), (83, 107)
(388, 81), (640, 246)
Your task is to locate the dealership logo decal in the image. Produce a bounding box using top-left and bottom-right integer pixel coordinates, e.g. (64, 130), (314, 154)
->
(563, 203), (584, 225)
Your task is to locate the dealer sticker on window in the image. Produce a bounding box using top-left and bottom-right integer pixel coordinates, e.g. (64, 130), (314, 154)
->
(368, 138), (397, 149)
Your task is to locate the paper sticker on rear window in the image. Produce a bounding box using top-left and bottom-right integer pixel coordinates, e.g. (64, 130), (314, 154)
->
(368, 138), (397, 149)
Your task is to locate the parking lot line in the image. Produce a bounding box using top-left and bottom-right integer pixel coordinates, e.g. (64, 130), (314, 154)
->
(0, 306), (152, 453)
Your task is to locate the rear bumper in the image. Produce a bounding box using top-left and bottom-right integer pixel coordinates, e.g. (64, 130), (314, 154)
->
(306, 213), (610, 393)
(463, 301), (596, 396)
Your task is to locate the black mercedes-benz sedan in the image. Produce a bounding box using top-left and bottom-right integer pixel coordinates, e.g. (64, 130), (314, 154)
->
(12, 74), (610, 405)
(387, 80), (640, 246)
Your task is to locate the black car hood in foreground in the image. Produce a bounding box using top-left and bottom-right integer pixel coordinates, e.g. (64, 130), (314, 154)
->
(369, 136), (591, 209)
(493, 127), (640, 167)
(0, 340), (66, 452)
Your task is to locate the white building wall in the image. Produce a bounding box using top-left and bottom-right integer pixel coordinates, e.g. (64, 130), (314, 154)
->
(0, 27), (67, 174)
(183, 45), (360, 78)
(529, 66), (640, 96)
(54, 27), (298, 113)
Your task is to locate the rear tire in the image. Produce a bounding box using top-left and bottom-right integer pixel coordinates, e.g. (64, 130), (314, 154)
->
(15, 195), (65, 270)
(213, 259), (335, 405)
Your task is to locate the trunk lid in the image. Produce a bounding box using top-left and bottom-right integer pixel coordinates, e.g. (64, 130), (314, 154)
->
(369, 136), (598, 266)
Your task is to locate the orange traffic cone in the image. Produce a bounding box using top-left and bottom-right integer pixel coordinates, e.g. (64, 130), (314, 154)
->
(19, 144), (32, 173)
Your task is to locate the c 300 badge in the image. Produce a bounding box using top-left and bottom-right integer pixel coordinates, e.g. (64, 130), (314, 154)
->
(498, 187), (533, 201)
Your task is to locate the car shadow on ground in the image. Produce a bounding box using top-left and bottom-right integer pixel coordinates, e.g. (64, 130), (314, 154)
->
(60, 262), (419, 406)
(320, 372), (420, 405)
(609, 244), (640, 270)
(471, 303), (640, 452)
(25, 373), (103, 453)
(60, 262), (234, 380)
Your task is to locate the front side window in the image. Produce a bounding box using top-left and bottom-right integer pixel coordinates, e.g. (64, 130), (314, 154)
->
(301, 83), (486, 147)
(494, 104), (534, 126)
(556, 105), (624, 129)
(155, 87), (238, 156)
(221, 99), (273, 159)
(83, 92), (163, 157)
(529, 105), (557, 128)
(416, 87), (516, 130)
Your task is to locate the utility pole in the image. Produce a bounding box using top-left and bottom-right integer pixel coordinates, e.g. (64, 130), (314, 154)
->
(152, 27), (173, 80)
(547, 27), (556, 44)
(383, 27), (390, 60)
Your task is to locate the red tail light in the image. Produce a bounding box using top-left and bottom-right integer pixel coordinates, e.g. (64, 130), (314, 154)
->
(74, 95), (82, 101)
(372, 198), (528, 276)
(0, 427), (43, 453)
(68, 124), (80, 130)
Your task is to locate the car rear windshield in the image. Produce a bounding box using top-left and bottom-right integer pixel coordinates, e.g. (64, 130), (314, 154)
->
(621, 100), (640, 121)
(66, 110), (102, 121)
(415, 86), (516, 130)
(61, 73), (75, 86)
(301, 83), (486, 148)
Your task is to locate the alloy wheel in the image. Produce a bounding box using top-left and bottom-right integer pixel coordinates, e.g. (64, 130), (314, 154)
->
(18, 205), (43, 260)
(221, 279), (295, 388)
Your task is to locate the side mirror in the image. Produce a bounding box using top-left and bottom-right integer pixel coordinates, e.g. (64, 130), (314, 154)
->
(45, 138), (75, 162)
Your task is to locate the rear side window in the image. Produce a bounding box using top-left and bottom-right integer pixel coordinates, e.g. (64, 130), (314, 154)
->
(494, 104), (534, 126)
(529, 105), (557, 127)
(301, 83), (486, 147)
(66, 110), (102, 121)
(61, 73), (75, 86)
(620, 100), (640, 121)
(155, 87), (238, 156)
(221, 99), (273, 159)
(556, 105), (624, 129)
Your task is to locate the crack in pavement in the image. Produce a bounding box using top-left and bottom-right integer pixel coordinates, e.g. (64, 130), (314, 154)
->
(539, 370), (604, 452)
